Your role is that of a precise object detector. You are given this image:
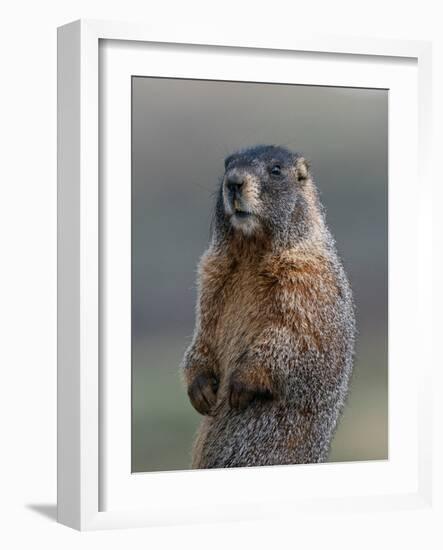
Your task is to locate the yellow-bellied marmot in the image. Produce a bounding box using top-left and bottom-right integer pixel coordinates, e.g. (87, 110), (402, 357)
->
(181, 145), (355, 468)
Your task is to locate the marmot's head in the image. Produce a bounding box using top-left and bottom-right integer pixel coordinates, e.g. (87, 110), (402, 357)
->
(217, 145), (313, 239)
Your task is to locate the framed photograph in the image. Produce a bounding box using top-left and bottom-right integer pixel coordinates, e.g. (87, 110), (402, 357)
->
(57, 19), (433, 530)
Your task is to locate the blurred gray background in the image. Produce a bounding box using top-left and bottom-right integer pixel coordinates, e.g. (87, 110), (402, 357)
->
(132, 77), (388, 472)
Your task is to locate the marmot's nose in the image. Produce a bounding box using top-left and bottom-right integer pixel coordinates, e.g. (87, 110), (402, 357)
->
(226, 173), (244, 194)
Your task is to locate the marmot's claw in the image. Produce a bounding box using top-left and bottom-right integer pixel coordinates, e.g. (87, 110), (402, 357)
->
(187, 373), (219, 416)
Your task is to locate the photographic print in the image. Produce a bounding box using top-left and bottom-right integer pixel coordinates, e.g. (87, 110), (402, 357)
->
(131, 77), (388, 472)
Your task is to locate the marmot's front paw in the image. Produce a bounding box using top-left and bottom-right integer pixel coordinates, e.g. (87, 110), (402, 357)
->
(228, 375), (273, 411)
(187, 373), (219, 416)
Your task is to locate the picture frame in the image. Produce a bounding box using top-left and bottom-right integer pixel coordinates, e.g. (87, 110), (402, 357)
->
(57, 19), (433, 530)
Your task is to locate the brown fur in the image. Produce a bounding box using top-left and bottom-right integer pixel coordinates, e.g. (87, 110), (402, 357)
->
(184, 233), (337, 389)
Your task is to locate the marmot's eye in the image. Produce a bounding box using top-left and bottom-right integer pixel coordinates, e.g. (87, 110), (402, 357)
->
(270, 164), (282, 176)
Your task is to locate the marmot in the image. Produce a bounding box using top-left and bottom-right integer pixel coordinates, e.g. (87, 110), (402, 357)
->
(181, 145), (355, 468)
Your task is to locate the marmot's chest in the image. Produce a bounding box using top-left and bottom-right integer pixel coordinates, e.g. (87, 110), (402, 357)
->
(214, 264), (269, 368)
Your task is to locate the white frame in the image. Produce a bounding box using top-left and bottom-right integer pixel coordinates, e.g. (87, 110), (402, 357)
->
(57, 19), (433, 531)
(102, 41), (419, 512)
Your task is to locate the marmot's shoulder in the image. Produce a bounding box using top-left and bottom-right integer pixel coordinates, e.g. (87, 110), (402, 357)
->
(198, 246), (234, 280)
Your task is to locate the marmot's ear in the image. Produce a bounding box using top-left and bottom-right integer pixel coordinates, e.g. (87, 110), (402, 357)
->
(295, 157), (310, 183)
(224, 154), (235, 170)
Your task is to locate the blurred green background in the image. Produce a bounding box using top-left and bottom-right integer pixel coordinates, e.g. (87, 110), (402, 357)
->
(131, 77), (388, 472)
